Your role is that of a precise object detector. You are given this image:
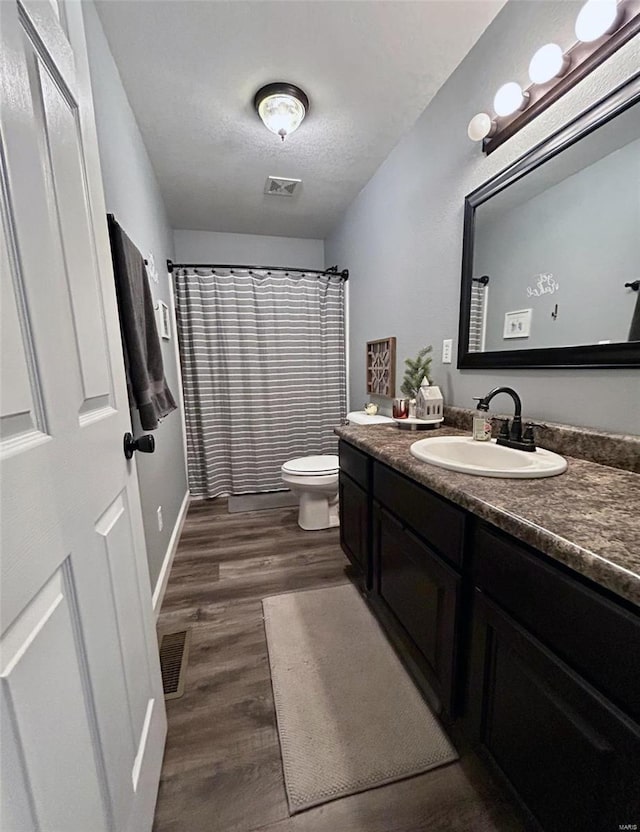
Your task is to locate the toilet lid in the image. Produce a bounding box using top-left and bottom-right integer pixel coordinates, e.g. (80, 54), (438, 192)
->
(282, 455), (339, 476)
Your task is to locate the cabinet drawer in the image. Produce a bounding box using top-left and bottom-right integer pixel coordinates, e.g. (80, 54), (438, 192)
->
(475, 524), (640, 723)
(373, 462), (465, 567)
(339, 441), (369, 489)
(467, 590), (640, 832)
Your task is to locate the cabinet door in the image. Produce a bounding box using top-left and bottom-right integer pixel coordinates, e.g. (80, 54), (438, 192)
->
(475, 523), (640, 723)
(339, 473), (369, 580)
(375, 506), (459, 714)
(466, 589), (640, 832)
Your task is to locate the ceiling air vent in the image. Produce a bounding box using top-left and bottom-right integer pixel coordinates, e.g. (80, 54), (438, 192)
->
(264, 176), (301, 197)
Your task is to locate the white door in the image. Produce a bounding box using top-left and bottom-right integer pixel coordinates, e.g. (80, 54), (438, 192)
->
(1, 1), (167, 830)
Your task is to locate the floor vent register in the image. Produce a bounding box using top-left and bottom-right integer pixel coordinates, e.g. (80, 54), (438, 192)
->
(158, 629), (191, 700)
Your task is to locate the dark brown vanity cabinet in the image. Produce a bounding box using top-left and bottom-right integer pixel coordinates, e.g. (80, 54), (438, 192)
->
(338, 441), (371, 585)
(466, 525), (640, 832)
(337, 439), (640, 831)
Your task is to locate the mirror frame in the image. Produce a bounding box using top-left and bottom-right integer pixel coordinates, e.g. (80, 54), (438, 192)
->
(458, 72), (640, 370)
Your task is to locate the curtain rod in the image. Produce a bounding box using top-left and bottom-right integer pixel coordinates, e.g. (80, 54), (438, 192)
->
(166, 260), (349, 281)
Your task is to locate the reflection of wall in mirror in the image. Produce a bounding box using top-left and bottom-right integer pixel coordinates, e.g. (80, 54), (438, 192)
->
(474, 137), (640, 352)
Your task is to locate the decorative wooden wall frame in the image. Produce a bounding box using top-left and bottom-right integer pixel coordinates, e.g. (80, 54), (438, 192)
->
(366, 337), (396, 398)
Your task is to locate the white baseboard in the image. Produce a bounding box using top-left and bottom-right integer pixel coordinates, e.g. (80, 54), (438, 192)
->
(152, 490), (190, 617)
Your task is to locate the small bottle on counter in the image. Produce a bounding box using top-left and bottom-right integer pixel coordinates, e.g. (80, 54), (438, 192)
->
(472, 414), (492, 441)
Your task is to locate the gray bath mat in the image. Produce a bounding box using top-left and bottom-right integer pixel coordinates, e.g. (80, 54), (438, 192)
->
(262, 583), (458, 814)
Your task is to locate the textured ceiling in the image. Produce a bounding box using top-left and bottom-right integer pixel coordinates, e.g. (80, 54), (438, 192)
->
(95, 0), (506, 239)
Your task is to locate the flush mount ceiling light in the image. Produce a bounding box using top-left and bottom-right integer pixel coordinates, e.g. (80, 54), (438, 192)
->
(528, 43), (570, 84)
(575, 0), (622, 42)
(254, 83), (309, 142)
(493, 82), (529, 117)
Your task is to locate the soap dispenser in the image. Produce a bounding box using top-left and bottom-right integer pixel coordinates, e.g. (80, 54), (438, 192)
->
(472, 405), (492, 441)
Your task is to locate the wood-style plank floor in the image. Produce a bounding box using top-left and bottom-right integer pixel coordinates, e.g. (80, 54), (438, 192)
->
(153, 498), (524, 832)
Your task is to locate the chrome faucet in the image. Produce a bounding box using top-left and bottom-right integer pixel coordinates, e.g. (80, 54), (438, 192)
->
(474, 386), (539, 452)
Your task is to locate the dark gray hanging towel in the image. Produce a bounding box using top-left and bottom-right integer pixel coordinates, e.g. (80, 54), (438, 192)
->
(107, 215), (176, 430)
(629, 289), (640, 342)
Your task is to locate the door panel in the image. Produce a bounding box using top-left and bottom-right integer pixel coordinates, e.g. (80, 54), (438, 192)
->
(1, 567), (108, 832)
(96, 492), (152, 742)
(0, 200), (47, 449)
(1, 693), (36, 831)
(1, 1), (166, 830)
(26, 25), (112, 418)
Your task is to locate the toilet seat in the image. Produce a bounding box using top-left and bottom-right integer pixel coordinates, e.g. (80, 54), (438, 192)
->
(281, 455), (339, 476)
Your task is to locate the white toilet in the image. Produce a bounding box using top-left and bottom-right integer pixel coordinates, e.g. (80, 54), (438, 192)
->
(281, 455), (340, 530)
(281, 411), (393, 530)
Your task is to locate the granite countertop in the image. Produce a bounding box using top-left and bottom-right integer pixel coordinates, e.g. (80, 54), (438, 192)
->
(335, 424), (640, 607)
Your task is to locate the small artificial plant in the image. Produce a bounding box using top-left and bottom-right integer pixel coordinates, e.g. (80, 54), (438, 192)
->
(400, 345), (433, 398)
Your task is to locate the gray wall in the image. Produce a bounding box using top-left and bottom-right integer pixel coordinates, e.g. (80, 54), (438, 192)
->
(85, 2), (188, 592)
(173, 229), (325, 270)
(477, 138), (640, 351)
(326, 1), (640, 435)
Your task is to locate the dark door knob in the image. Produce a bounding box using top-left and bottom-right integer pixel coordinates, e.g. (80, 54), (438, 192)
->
(123, 432), (155, 459)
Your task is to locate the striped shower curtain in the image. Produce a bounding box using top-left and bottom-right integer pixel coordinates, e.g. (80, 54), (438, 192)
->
(468, 281), (488, 353)
(174, 268), (346, 498)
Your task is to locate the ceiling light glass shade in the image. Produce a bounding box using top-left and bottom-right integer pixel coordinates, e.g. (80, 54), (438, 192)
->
(493, 82), (529, 117)
(467, 112), (496, 142)
(254, 83), (309, 141)
(528, 43), (570, 84)
(575, 0), (621, 42)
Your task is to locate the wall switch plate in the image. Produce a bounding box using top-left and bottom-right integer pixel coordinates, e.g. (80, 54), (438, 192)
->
(157, 506), (163, 532)
(442, 339), (453, 364)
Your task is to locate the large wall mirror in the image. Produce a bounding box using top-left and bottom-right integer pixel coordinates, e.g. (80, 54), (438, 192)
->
(458, 73), (640, 369)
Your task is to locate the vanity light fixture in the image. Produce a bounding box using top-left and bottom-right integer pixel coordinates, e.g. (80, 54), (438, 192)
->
(575, 0), (622, 42)
(468, 0), (640, 154)
(254, 83), (309, 142)
(528, 43), (570, 85)
(467, 112), (496, 142)
(493, 82), (530, 117)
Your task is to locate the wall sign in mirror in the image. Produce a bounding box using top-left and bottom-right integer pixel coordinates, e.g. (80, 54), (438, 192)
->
(458, 73), (640, 370)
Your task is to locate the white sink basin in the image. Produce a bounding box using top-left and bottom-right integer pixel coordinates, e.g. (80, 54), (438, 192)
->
(410, 436), (567, 479)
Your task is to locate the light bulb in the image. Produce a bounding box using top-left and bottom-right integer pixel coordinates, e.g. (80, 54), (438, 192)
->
(467, 113), (495, 142)
(493, 82), (529, 117)
(575, 0), (621, 42)
(257, 94), (306, 141)
(528, 43), (570, 84)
